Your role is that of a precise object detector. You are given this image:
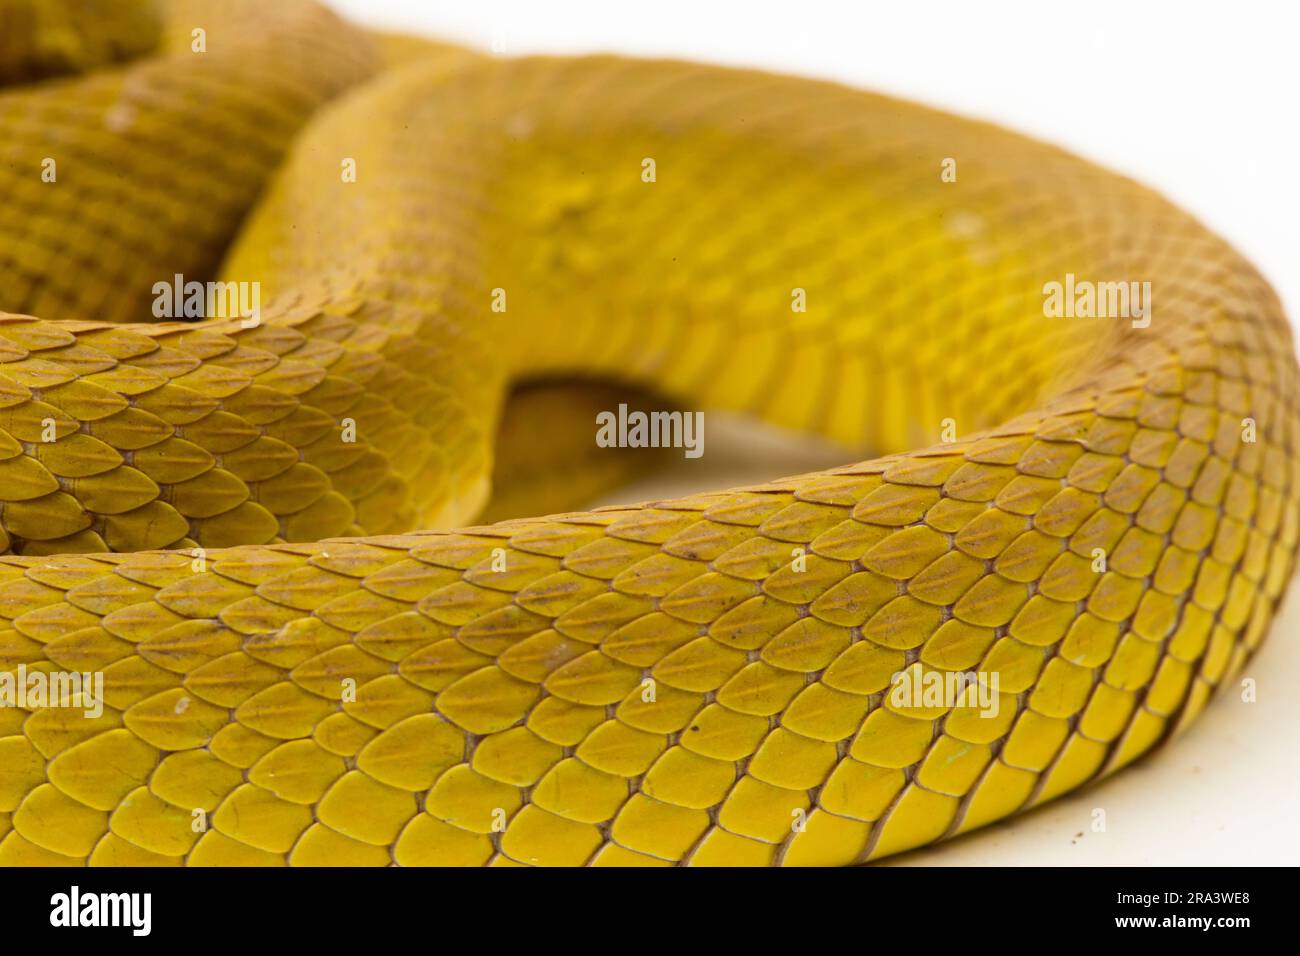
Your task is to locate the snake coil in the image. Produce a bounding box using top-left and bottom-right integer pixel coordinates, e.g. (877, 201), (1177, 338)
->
(0, 0), (1294, 866)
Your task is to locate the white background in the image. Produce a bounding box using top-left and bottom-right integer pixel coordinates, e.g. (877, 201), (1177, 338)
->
(327, 0), (1299, 865)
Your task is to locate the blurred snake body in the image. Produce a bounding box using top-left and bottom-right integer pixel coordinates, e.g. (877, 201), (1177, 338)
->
(0, 0), (1295, 867)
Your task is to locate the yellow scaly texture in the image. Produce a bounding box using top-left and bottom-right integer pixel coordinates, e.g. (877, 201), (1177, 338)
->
(0, 0), (1295, 866)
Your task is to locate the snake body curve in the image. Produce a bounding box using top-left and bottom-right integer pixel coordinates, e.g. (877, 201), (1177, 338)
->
(0, 0), (1295, 867)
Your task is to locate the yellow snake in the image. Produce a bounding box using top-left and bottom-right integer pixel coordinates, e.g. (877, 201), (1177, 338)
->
(0, 0), (1295, 867)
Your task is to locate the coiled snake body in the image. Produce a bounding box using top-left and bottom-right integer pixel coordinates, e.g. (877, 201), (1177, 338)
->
(0, 0), (1295, 866)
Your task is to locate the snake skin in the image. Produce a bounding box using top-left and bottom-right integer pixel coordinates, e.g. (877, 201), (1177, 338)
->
(0, 0), (1296, 867)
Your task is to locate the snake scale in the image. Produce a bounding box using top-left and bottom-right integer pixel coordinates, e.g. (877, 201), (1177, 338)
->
(0, 0), (1295, 868)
